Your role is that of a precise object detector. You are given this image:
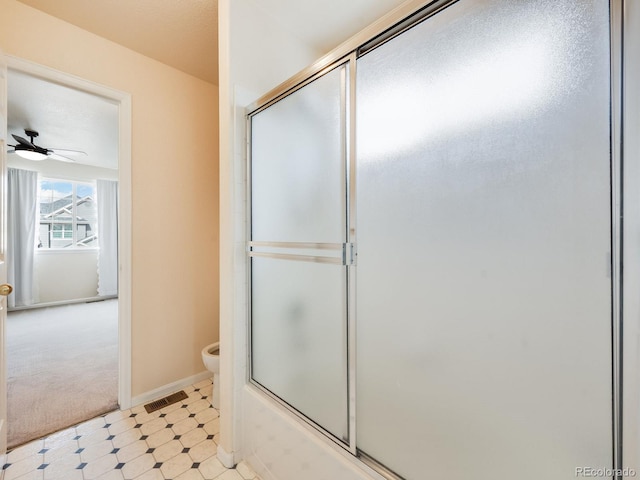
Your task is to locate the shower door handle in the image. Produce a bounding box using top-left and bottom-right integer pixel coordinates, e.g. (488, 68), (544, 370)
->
(0, 283), (13, 296)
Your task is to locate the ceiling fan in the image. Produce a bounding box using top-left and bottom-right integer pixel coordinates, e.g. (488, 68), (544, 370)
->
(7, 129), (87, 162)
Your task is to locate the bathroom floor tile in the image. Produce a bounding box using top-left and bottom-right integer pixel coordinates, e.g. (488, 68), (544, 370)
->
(121, 453), (155, 479)
(159, 452), (192, 478)
(43, 428), (77, 450)
(175, 469), (205, 480)
(236, 461), (257, 480)
(1, 379), (260, 480)
(81, 440), (115, 463)
(42, 453), (82, 480)
(203, 418), (220, 436)
(144, 429), (174, 450)
(163, 408), (189, 426)
(187, 439), (216, 464)
(76, 417), (107, 436)
(151, 440), (182, 464)
(6, 470), (43, 480)
(96, 470), (125, 480)
(194, 407), (218, 425)
(43, 439), (78, 464)
(82, 453), (119, 479)
(115, 440), (148, 464)
(111, 429), (143, 450)
(78, 429), (112, 449)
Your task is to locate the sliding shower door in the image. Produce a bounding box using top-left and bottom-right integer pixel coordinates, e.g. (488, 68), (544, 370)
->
(249, 0), (616, 478)
(355, 0), (613, 479)
(249, 64), (349, 442)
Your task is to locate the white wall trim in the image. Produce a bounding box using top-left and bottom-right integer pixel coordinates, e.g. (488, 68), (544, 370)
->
(3, 55), (133, 410)
(217, 0), (235, 461)
(0, 47), (9, 457)
(623, 0), (640, 472)
(9, 295), (117, 312)
(116, 91), (132, 410)
(131, 371), (213, 408)
(216, 445), (235, 469)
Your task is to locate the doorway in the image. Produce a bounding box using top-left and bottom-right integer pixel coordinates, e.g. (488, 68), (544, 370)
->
(2, 56), (132, 449)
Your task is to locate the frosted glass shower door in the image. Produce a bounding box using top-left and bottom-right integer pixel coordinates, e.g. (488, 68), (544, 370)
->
(249, 64), (349, 441)
(355, 0), (613, 479)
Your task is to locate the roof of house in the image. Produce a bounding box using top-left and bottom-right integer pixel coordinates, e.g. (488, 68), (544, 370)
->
(40, 194), (94, 222)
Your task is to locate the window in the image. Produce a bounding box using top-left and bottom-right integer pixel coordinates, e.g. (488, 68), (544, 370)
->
(52, 224), (73, 239)
(39, 179), (98, 249)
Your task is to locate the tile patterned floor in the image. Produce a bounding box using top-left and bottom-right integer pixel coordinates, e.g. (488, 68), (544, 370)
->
(0, 379), (259, 480)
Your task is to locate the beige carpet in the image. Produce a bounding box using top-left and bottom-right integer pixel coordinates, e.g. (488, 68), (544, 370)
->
(6, 299), (118, 449)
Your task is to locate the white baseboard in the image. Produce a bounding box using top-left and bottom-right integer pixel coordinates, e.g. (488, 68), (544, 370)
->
(131, 371), (213, 408)
(8, 295), (118, 312)
(217, 445), (235, 468)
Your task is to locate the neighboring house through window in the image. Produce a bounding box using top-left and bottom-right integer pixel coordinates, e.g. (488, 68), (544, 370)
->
(39, 178), (98, 249)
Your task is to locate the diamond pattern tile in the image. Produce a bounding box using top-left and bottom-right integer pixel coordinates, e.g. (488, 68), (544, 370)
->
(2, 379), (259, 480)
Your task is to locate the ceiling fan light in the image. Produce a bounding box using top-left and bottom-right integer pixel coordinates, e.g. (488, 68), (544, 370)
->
(15, 149), (47, 161)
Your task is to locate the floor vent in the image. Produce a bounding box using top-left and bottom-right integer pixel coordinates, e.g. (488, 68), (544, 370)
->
(144, 390), (188, 413)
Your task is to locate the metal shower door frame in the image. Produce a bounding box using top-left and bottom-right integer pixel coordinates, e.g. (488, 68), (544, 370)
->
(244, 0), (627, 477)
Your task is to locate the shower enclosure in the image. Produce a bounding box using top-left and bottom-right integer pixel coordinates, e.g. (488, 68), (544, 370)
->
(247, 1), (618, 478)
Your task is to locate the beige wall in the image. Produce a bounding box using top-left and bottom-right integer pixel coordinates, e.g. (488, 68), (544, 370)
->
(1, 0), (219, 397)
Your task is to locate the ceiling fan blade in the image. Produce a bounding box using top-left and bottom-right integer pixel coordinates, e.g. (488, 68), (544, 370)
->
(47, 153), (76, 163)
(11, 134), (35, 148)
(48, 148), (87, 156)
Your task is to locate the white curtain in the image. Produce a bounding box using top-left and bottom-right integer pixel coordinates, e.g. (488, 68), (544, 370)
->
(97, 179), (118, 296)
(7, 168), (38, 308)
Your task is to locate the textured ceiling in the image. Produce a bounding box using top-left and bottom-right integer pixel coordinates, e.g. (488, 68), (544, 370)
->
(16, 0), (218, 84)
(8, 70), (119, 170)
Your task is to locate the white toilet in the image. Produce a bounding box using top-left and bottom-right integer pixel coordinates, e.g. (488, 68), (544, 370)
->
(201, 342), (220, 409)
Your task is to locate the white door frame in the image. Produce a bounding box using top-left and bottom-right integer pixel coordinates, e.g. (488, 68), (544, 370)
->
(0, 48), (8, 458)
(3, 55), (133, 414)
(622, 0), (640, 472)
